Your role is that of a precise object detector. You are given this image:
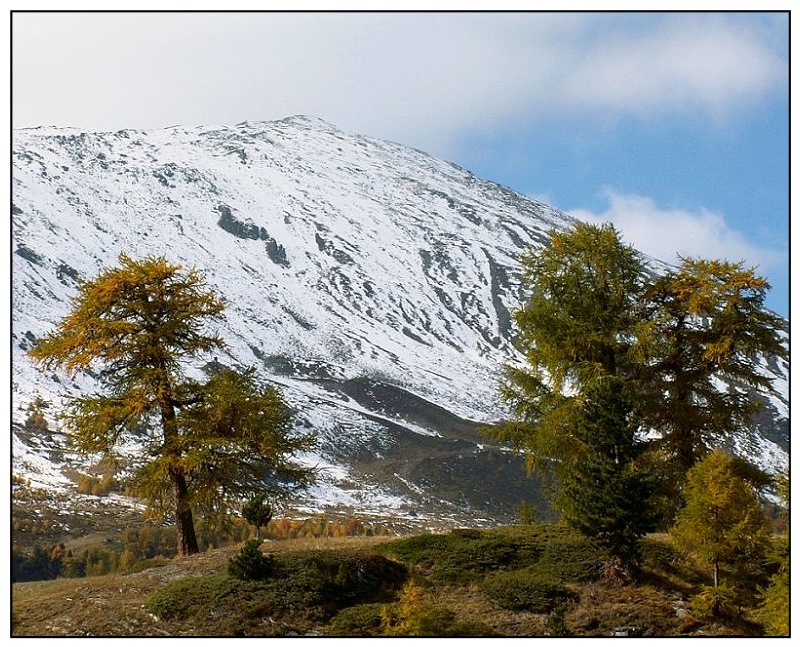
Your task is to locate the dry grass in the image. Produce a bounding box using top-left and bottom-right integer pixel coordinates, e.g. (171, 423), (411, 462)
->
(258, 534), (395, 554)
(12, 536), (397, 637)
(12, 546), (236, 636)
(432, 583), (549, 636)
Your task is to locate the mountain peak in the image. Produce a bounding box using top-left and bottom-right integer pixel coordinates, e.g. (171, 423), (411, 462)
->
(279, 114), (339, 129)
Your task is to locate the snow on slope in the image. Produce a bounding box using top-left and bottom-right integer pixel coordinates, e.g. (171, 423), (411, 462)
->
(11, 116), (789, 523)
(13, 117), (568, 412)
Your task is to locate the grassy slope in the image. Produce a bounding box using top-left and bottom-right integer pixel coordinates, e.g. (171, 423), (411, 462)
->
(11, 527), (768, 637)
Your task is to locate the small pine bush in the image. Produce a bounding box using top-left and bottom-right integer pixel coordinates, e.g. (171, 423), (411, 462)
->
(227, 540), (274, 581)
(546, 605), (573, 636)
(376, 524), (601, 585)
(379, 581), (496, 637)
(480, 569), (573, 613)
(327, 603), (386, 636)
(147, 575), (231, 620)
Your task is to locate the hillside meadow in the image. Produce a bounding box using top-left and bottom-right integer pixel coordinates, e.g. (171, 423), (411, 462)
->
(12, 522), (780, 637)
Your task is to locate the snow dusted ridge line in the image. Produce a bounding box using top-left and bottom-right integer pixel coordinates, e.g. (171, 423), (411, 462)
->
(12, 116), (789, 524)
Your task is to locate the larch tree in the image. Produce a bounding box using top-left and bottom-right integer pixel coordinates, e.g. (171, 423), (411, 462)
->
(489, 222), (647, 478)
(637, 258), (788, 473)
(670, 448), (770, 616)
(29, 254), (315, 556)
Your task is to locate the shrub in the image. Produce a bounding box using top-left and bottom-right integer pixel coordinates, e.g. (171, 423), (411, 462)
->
(379, 581), (497, 637)
(147, 550), (408, 632)
(375, 527), (538, 583)
(327, 603), (385, 636)
(147, 574), (232, 620)
(640, 536), (682, 568)
(276, 550), (407, 604)
(480, 569), (574, 613)
(758, 568), (789, 636)
(537, 533), (602, 581)
(147, 574), (291, 629)
(227, 540), (274, 581)
(689, 583), (738, 620)
(546, 604), (573, 636)
(375, 524), (603, 586)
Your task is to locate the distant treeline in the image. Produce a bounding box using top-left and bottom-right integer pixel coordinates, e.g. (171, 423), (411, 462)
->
(12, 515), (395, 583)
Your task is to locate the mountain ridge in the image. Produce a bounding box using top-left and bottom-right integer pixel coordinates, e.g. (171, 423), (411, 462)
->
(11, 116), (788, 527)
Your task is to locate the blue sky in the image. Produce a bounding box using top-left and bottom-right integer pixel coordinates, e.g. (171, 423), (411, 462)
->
(11, 10), (789, 316)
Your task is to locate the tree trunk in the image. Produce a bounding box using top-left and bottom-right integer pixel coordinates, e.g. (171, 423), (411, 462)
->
(712, 558), (721, 616)
(171, 466), (199, 556)
(155, 363), (199, 556)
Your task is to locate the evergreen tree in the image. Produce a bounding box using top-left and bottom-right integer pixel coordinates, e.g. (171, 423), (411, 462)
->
(557, 376), (655, 571)
(29, 254), (315, 556)
(487, 223), (653, 571)
(241, 492), (273, 540)
(227, 539), (274, 581)
(670, 449), (770, 615)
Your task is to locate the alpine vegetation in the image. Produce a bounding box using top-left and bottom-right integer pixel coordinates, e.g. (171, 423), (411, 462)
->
(488, 223), (787, 573)
(28, 254), (314, 555)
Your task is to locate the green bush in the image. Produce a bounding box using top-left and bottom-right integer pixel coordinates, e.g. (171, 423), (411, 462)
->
(640, 537), (683, 568)
(546, 604), (573, 636)
(480, 569), (574, 612)
(147, 574), (233, 620)
(327, 603), (386, 636)
(147, 549), (407, 629)
(227, 540), (274, 581)
(147, 571), (326, 629)
(375, 526), (545, 582)
(375, 524), (604, 586)
(537, 533), (602, 581)
(276, 550), (407, 604)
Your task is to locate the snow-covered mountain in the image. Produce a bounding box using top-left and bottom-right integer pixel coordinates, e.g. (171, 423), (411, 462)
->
(11, 116), (789, 526)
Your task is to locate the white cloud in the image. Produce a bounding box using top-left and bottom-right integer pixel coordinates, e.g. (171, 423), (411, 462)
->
(11, 12), (787, 152)
(568, 189), (784, 273)
(553, 15), (786, 122)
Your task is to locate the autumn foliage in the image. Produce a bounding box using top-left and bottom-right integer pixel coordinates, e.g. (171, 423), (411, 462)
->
(29, 254), (315, 555)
